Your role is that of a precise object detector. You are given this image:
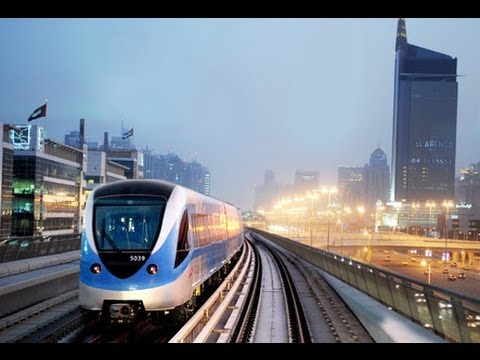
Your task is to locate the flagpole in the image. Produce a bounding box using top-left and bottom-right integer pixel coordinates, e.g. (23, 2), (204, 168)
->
(43, 98), (48, 139)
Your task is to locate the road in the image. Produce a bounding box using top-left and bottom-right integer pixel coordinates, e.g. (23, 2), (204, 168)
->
(367, 248), (480, 300)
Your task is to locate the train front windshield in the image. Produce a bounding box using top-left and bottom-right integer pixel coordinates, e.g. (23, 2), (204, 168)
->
(93, 195), (167, 251)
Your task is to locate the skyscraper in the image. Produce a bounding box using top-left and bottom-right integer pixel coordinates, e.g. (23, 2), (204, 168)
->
(294, 170), (319, 193)
(254, 170), (279, 211)
(338, 166), (365, 207)
(365, 148), (390, 211)
(391, 18), (458, 203)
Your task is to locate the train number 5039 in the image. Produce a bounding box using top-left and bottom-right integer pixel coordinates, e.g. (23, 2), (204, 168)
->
(130, 255), (146, 262)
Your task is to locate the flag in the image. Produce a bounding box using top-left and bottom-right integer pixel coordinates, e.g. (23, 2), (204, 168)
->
(28, 103), (47, 122)
(122, 128), (134, 140)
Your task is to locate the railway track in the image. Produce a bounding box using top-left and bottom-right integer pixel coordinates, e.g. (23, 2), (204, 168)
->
(0, 290), (85, 343)
(170, 231), (315, 342)
(248, 231), (374, 343)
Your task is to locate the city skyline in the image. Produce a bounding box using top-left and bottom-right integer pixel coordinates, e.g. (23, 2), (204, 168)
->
(2, 18), (480, 210)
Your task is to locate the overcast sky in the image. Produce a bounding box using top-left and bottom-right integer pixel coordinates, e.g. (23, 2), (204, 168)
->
(1, 18), (480, 210)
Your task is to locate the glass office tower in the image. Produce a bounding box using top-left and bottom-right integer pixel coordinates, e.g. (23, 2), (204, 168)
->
(391, 18), (458, 202)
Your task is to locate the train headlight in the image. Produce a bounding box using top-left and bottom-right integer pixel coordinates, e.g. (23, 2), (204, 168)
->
(147, 264), (158, 275)
(90, 263), (102, 274)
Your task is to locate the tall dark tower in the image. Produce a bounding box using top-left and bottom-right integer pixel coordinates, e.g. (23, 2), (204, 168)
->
(391, 18), (458, 203)
(79, 118), (85, 149)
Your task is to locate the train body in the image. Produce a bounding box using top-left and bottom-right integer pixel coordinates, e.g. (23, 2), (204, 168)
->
(79, 179), (243, 322)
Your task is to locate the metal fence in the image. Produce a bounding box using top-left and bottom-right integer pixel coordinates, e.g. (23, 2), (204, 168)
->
(0, 234), (81, 263)
(251, 228), (480, 343)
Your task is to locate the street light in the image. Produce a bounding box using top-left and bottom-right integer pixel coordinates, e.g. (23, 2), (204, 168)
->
(326, 210), (331, 252)
(442, 200), (454, 266)
(411, 202), (419, 236)
(306, 191), (318, 247)
(421, 258), (432, 285)
(321, 186), (337, 208)
(425, 201), (436, 237)
(363, 230), (372, 262)
(321, 187), (337, 250)
(337, 219), (344, 254)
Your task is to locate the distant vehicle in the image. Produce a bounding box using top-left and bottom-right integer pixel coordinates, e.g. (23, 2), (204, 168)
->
(401, 261), (408, 266)
(463, 265), (471, 271)
(442, 268), (449, 274)
(410, 257), (417, 262)
(384, 255), (391, 262)
(424, 268), (432, 275)
(458, 272), (466, 279)
(450, 262), (457, 268)
(447, 274), (457, 281)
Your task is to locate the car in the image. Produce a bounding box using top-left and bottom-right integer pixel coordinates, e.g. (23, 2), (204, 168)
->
(463, 265), (470, 271)
(410, 257), (417, 262)
(447, 274), (456, 281)
(450, 262), (457, 268)
(458, 272), (466, 279)
(424, 268), (432, 275)
(401, 261), (408, 266)
(442, 268), (449, 274)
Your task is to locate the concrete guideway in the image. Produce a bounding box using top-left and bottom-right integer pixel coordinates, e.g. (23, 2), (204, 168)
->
(0, 250), (79, 279)
(0, 254), (79, 318)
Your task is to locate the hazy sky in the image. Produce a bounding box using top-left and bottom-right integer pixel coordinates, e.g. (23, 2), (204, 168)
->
(1, 18), (480, 210)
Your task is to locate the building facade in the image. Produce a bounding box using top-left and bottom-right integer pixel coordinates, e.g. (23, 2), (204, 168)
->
(254, 170), (280, 211)
(142, 150), (211, 195)
(338, 166), (365, 208)
(9, 125), (83, 236)
(457, 163), (480, 210)
(106, 149), (144, 180)
(294, 170), (320, 193)
(0, 124), (14, 238)
(391, 18), (458, 203)
(85, 149), (127, 192)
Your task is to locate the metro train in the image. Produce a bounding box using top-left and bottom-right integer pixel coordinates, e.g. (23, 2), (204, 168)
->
(79, 179), (244, 323)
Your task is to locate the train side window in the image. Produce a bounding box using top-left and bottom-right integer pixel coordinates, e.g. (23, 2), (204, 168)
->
(174, 210), (190, 268)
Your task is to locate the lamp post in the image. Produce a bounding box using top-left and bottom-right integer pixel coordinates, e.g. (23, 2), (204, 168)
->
(326, 210), (331, 252)
(322, 186), (337, 208)
(412, 202), (419, 236)
(321, 187), (337, 250)
(337, 219), (344, 254)
(425, 201), (436, 237)
(421, 258), (432, 285)
(442, 200), (454, 265)
(306, 192), (318, 247)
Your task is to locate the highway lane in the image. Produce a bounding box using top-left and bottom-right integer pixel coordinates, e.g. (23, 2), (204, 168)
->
(368, 248), (480, 300)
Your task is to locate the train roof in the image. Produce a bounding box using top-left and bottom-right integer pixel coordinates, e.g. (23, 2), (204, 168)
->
(93, 179), (177, 200)
(93, 179), (241, 212)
